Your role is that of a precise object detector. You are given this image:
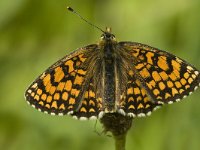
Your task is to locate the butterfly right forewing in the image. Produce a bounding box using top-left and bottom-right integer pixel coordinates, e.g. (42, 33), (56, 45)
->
(25, 44), (101, 117)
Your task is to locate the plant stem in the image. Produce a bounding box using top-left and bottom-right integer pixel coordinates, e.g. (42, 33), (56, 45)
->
(100, 113), (133, 150)
(114, 133), (127, 150)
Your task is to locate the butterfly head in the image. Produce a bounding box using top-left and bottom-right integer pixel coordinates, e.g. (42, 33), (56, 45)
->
(100, 27), (116, 42)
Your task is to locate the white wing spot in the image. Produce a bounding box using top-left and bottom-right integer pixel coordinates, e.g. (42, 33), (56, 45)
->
(194, 71), (199, 75)
(72, 116), (78, 120)
(89, 116), (97, 120)
(50, 112), (56, 116)
(117, 109), (126, 116)
(168, 101), (173, 104)
(194, 86), (199, 91)
(157, 101), (164, 104)
(32, 83), (38, 88)
(127, 113), (136, 118)
(187, 66), (194, 71)
(44, 111), (48, 114)
(58, 113), (64, 116)
(183, 95), (187, 99)
(146, 111), (152, 116)
(67, 111), (74, 115)
(153, 106), (161, 111)
(79, 117), (87, 121)
(137, 113), (146, 117)
(98, 111), (105, 118)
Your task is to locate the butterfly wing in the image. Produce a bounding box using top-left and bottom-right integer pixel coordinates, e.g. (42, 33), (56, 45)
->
(118, 75), (162, 117)
(72, 81), (103, 120)
(25, 44), (102, 118)
(118, 42), (200, 117)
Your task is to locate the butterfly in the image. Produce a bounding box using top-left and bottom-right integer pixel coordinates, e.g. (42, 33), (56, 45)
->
(25, 7), (200, 120)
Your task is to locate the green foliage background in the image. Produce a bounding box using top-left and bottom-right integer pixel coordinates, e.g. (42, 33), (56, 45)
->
(0, 0), (200, 150)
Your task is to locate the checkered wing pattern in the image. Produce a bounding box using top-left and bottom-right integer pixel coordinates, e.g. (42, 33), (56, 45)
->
(118, 42), (200, 117)
(72, 81), (102, 120)
(25, 44), (101, 119)
(119, 76), (162, 117)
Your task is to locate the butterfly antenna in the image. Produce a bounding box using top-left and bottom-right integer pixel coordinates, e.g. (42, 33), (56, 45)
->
(67, 6), (105, 33)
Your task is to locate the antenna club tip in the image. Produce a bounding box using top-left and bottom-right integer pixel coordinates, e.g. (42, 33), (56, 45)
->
(67, 6), (74, 12)
(66, 6), (104, 33)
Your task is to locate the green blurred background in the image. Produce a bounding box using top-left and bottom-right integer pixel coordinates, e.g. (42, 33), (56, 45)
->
(0, 0), (200, 150)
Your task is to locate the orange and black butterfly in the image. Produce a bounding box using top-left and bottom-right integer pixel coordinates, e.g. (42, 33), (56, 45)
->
(25, 7), (200, 120)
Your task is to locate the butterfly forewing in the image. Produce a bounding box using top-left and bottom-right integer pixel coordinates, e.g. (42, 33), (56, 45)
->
(120, 42), (200, 106)
(25, 44), (100, 116)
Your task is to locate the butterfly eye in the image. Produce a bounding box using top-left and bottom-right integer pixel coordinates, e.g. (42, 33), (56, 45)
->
(111, 34), (116, 40)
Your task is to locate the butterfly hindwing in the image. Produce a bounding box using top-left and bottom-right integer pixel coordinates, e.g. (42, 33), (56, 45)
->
(72, 81), (103, 120)
(118, 73), (162, 117)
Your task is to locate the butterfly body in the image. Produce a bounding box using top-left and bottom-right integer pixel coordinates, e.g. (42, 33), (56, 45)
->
(25, 28), (200, 120)
(99, 30), (119, 113)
